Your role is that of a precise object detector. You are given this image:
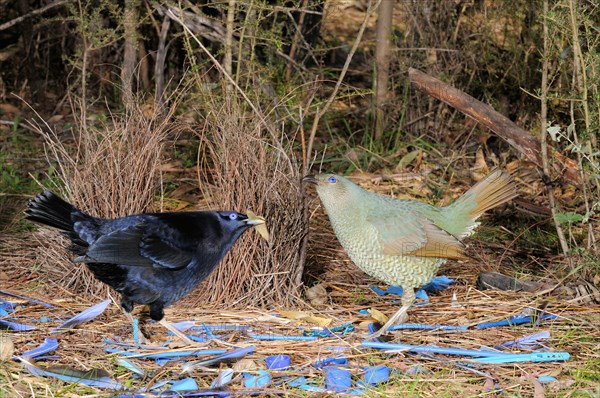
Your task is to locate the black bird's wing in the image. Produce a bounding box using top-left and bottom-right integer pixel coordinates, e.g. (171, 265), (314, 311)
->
(75, 222), (194, 270)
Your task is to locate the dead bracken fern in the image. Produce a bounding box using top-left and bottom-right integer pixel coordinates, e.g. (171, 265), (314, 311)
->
(191, 92), (306, 307)
(24, 100), (179, 298)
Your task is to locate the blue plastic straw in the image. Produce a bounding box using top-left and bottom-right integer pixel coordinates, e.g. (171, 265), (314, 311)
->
(475, 313), (557, 329)
(387, 323), (468, 331)
(362, 341), (506, 357)
(247, 332), (317, 341)
(470, 352), (570, 363)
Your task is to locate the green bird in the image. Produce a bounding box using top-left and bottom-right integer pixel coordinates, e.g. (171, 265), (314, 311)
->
(303, 170), (517, 336)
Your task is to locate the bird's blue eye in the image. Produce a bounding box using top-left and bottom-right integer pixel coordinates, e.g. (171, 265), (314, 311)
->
(229, 213), (237, 220)
(328, 176), (337, 184)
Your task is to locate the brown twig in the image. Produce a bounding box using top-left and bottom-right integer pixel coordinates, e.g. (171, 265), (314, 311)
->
(305, 0), (383, 171)
(540, 0), (570, 259)
(0, 0), (67, 31)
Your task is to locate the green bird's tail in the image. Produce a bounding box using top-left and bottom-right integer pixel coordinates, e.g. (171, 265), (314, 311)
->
(442, 170), (518, 238)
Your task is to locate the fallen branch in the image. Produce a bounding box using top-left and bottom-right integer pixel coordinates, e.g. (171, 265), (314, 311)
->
(408, 68), (580, 184)
(0, 0), (67, 31)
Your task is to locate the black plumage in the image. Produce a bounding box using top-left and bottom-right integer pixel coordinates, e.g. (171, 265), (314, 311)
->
(25, 191), (265, 342)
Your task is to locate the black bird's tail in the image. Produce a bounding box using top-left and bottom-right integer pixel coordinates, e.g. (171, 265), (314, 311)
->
(26, 191), (77, 232)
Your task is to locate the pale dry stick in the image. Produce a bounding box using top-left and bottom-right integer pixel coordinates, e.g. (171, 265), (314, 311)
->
(567, 0), (597, 251)
(285, 0), (309, 82)
(224, 0), (236, 91)
(166, 9), (259, 117)
(540, 0), (571, 260)
(304, 0), (383, 172)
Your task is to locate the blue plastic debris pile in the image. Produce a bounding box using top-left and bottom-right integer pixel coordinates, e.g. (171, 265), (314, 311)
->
(1, 277), (571, 395)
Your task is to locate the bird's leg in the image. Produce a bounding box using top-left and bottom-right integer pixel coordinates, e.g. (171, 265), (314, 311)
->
(370, 288), (417, 338)
(158, 319), (195, 345)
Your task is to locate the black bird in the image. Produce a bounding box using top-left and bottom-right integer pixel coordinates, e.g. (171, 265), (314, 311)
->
(25, 191), (266, 343)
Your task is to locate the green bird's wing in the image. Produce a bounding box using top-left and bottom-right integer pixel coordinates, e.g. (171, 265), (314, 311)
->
(366, 212), (468, 260)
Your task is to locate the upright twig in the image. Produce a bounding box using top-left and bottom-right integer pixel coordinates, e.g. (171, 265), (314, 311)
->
(154, 17), (171, 111)
(567, 0), (597, 251)
(304, 0), (383, 173)
(285, 0), (308, 82)
(541, 0), (570, 259)
(224, 0), (236, 91)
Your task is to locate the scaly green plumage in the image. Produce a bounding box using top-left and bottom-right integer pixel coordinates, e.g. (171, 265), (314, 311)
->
(304, 170), (517, 335)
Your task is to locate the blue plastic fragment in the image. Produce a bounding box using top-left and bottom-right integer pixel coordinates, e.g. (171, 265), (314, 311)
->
(497, 331), (550, 349)
(0, 299), (16, 314)
(0, 319), (36, 331)
(314, 355), (348, 369)
(19, 338), (59, 359)
(422, 275), (455, 291)
(287, 376), (307, 387)
(360, 365), (389, 386)
(0, 289), (55, 308)
(247, 332), (316, 341)
(369, 285), (403, 296)
(132, 317), (141, 345)
(202, 323), (217, 339)
(20, 358), (123, 389)
(171, 321), (195, 332)
(265, 354), (290, 370)
(116, 358), (146, 376)
(369, 276), (454, 297)
(187, 335), (208, 343)
(388, 323), (468, 331)
(476, 313), (557, 329)
(39, 316), (51, 323)
(183, 346), (255, 369)
(471, 352), (570, 364)
(52, 299), (111, 332)
(357, 309), (370, 315)
(134, 349), (228, 360)
(362, 341), (507, 357)
(243, 370), (271, 387)
(298, 384), (326, 392)
(415, 289), (430, 303)
(538, 375), (557, 383)
(324, 366), (352, 392)
(210, 369), (234, 388)
(303, 323), (355, 337)
(170, 377), (198, 391)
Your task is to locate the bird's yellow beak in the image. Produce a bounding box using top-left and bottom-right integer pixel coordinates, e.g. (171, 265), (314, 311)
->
(246, 211), (269, 241)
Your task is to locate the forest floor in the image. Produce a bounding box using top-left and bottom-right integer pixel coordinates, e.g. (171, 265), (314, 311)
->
(0, 261), (598, 397)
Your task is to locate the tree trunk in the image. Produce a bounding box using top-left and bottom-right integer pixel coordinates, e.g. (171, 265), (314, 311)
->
(121, 0), (139, 111)
(374, 0), (393, 140)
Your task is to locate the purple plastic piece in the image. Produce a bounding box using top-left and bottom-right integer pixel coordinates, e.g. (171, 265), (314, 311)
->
(324, 366), (352, 392)
(0, 319), (36, 331)
(265, 354), (290, 369)
(19, 338), (58, 359)
(360, 365), (389, 386)
(52, 299), (110, 332)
